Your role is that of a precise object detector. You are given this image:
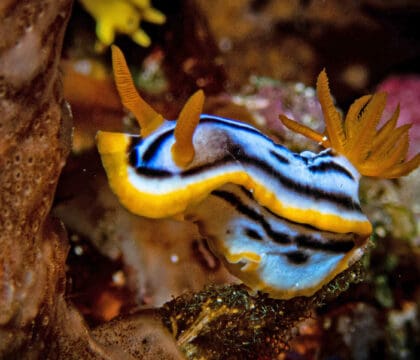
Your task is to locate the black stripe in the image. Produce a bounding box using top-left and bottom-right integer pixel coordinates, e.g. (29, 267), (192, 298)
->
(129, 136), (142, 150)
(238, 186), (255, 200)
(131, 116), (360, 211)
(212, 190), (356, 254)
(270, 231), (294, 245)
(212, 190), (262, 222)
(129, 149), (139, 167)
(182, 155), (233, 176)
(238, 186), (315, 237)
(139, 116), (275, 163)
(200, 115), (258, 132)
(285, 251), (309, 264)
(295, 234), (354, 253)
(128, 136), (142, 167)
(239, 184), (352, 236)
(212, 190), (292, 245)
(244, 228), (263, 241)
(308, 161), (354, 180)
(135, 154), (361, 211)
(269, 150), (290, 164)
(141, 126), (174, 162)
(135, 166), (172, 176)
(243, 156), (361, 211)
(263, 205), (324, 233)
(295, 154), (309, 165)
(316, 149), (334, 158)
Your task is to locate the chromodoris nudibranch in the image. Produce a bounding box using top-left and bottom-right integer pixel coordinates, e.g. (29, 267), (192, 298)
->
(96, 46), (420, 299)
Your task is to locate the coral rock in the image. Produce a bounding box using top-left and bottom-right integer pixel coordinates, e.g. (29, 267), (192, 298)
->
(0, 0), (72, 356)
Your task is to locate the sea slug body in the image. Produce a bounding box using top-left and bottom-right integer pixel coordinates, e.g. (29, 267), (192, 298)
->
(97, 46), (419, 299)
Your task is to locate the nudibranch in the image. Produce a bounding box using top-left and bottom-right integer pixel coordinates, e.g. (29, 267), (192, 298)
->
(79, 0), (165, 51)
(97, 46), (420, 299)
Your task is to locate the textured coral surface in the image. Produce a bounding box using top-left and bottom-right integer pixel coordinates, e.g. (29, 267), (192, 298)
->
(0, 0), (73, 356)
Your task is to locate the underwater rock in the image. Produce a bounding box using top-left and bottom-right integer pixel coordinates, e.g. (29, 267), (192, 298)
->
(0, 2), (184, 358)
(159, 265), (365, 360)
(92, 309), (184, 360)
(0, 0), (73, 356)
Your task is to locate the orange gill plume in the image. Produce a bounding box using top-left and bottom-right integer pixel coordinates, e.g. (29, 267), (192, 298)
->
(279, 69), (420, 178)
